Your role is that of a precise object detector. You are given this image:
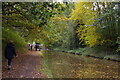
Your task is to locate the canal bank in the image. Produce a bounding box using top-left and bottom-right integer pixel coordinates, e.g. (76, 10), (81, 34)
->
(52, 47), (120, 62)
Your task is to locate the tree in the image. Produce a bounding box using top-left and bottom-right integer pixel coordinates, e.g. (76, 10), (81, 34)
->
(70, 2), (120, 52)
(2, 2), (66, 42)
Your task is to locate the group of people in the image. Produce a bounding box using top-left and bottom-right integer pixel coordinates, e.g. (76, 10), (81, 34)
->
(28, 43), (41, 51)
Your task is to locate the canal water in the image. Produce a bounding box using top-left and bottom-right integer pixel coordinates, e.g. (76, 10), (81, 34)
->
(41, 50), (119, 78)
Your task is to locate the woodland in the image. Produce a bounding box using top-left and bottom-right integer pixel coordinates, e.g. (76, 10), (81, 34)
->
(2, 2), (120, 60)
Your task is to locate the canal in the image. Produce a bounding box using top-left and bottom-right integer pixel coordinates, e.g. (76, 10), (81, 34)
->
(41, 50), (119, 78)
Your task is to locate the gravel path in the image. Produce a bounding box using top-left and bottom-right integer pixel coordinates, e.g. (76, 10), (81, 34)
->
(2, 51), (48, 78)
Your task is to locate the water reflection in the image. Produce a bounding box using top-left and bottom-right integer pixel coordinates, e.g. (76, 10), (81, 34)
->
(41, 50), (119, 78)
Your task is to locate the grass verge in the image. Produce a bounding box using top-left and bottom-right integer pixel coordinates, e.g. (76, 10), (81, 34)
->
(39, 52), (53, 78)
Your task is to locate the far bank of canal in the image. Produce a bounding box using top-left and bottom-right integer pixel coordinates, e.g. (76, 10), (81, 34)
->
(40, 50), (120, 78)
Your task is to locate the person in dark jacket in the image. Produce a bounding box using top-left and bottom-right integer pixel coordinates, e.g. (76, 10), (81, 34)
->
(5, 40), (16, 70)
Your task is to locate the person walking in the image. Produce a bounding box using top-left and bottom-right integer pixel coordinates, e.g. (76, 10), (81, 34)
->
(35, 44), (38, 51)
(5, 40), (17, 70)
(30, 44), (33, 51)
(28, 43), (31, 50)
